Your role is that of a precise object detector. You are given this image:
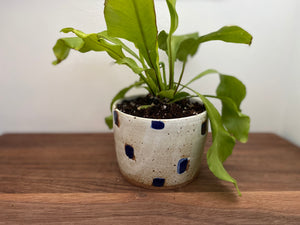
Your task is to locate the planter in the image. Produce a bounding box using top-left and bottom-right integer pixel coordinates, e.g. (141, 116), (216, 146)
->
(112, 96), (208, 189)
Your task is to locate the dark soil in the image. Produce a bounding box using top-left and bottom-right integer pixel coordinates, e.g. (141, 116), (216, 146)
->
(116, 94), (205, 119)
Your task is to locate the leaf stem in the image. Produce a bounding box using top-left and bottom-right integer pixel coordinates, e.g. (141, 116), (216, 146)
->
(139, 72), (155, 95)
(168, 37), (174, 89)
(160, 62), (167, 89)
(204, 95), (218, 99)
(174, 61), (186, 95)
(139, 51), (148, 70)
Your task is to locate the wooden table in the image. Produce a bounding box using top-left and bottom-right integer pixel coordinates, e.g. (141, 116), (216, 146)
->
(0, 133), (299, 224)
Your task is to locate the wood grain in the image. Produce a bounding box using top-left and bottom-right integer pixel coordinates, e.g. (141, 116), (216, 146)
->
(0, 133), (299, 224)
(0, 192), (299, 224)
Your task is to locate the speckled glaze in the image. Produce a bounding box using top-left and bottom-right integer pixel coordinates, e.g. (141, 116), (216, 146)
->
(113, 96), (208, 189)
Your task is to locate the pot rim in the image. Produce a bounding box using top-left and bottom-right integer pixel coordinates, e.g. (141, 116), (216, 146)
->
(112, 94), (207, 122)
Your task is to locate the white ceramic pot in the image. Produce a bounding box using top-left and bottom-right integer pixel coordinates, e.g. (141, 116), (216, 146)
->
(113, 96), (208, 189)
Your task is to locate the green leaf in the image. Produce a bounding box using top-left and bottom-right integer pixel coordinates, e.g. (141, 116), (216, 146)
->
(98, 31), (141, 63)
(181, 84), (241, 195)
(116, 57), (145, 74)
(206, 95), (250, 143)
(214, 74), (249, 142)
(55, 28), (158, 92)
(195, 93), (241, 196)
(169, 91), (191, 103)
(198, 26), (253, 45)
(166, 0), (178, 35)
(175, 33), (200, 61)
(145, 69), (158, 84)
(109, 81), (144, 111)
(115, 58), (157, 93)
(184, 71), (249, 143)
(220, 97), (250, 143)
(105, 80), (146, 130)
(184, 69), (218, 87)
(143, 69), (160, 94)
(216, 74), (246, 110)
(158, 30), (168, 52)
(159, 26), (252, 65)
(104, 0), (160, 73)
(52, 37), (84, 65)
(183, 70), (250, 143)
(158, 30), (200, 62)
(61, 27), (125, 60)
(158, 89), (175, 99)
(52, 28), (126, 65)
(105, 115), (113, 129)
(184, 72), (247, 110)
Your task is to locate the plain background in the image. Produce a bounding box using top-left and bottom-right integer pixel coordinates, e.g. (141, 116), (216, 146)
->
(0, 0), (299, 146)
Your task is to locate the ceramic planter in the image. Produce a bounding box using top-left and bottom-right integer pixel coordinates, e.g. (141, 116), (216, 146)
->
(112, 96), (208, 189)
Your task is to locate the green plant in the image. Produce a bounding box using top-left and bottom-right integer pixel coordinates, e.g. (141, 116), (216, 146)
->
(52, 0), (252, 195)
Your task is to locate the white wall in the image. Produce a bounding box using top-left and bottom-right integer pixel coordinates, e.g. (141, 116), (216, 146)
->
(0, 0), (299, 146)
(279, 0), (300, 146)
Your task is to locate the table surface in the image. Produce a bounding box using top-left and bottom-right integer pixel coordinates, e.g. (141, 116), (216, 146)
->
(0, 133), (299, 224)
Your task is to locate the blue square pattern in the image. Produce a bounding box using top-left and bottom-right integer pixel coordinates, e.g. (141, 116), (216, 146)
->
(113, 110), (119, 127)
(151, 121), (165, 130)
(125, 144), (135, 159)
(177, 158), (189, 174)
(152, 178), (165, 187)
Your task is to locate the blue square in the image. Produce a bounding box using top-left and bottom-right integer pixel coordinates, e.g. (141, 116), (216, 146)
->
(125, 144), (134, 159)
(152, 178), (165, 187)
(151, 121), (165, 130)
(177, 158), (189, 174)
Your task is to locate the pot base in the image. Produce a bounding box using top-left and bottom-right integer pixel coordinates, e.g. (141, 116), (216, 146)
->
(119, 168), (201, 190)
